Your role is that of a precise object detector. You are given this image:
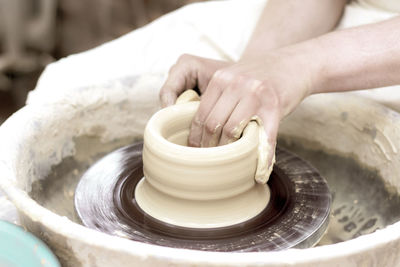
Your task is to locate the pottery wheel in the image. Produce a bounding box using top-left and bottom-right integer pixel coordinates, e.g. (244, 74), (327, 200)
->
(74, 142), (331, 252)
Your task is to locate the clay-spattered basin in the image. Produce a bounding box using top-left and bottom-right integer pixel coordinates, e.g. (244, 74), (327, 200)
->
(1, 76), (400, 266)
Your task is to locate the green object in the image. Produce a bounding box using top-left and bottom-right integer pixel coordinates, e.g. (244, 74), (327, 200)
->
(0, 220), (60, 267)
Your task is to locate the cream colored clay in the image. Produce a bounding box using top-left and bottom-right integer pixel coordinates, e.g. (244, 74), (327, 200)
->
(227, 116), (274, 184)
(135, 95), (272, 228)
(251, 116), (275, 184)
(174, 89), (201, 104)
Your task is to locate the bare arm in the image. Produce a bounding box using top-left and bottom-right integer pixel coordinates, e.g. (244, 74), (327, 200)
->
(310, 16), (400, 94)
(241, 0), (347, 59)
(160, 4), (400, 174)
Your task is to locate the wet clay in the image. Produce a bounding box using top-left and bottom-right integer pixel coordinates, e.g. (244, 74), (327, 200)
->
(74, 142), (331, 251)
(137, 100), (270, 228)
(132, 90), (276, 227)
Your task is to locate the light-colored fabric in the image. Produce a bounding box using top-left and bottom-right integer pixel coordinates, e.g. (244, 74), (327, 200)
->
(340, 0), (398, 28)
(358, 0), (400, 13)
(29, 0), (400, 111)
(28, 0), (266, 104)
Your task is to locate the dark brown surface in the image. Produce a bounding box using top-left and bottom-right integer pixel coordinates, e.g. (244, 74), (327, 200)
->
(55, 0), (208, 57)
(0, 89), (20, 123)
(75, 142), (331, 252)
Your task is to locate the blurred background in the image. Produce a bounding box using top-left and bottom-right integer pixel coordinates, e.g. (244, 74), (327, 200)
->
(0, 0), (204, 125)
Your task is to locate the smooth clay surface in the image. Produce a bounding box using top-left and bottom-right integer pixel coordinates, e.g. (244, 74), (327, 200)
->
(136, 100), (270, 228)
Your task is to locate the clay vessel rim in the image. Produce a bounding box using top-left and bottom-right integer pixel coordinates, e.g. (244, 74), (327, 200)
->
(145, 101), (258, 154)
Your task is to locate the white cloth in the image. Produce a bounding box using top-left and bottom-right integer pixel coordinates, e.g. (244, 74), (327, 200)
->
(360, 0), (400, 13)
(29, 0), (400, 111)
(28, 0), (265, 104)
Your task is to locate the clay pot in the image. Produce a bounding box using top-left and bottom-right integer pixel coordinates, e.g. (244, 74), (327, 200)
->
(137, 101), (270, 228)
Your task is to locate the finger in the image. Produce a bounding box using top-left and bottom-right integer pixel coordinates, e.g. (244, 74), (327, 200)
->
(218, 96), (258, 146)
(159, 67), (196, 107)
(200, 87), (240, 147)
(188, 71), (227, 147)
(159, 55), (198, 107)
(159, 90), (178, 108)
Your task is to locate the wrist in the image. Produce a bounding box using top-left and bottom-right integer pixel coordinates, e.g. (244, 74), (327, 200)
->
(241, 37), (281, 61)
(276, 39), (327, 98)
(304, 36), (331, 96)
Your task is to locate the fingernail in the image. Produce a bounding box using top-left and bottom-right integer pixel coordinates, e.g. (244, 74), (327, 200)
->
(231, 120), (247, 139)
(209, 125), (222, 147)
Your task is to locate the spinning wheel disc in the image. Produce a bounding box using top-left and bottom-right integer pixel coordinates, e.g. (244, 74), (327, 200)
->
(75, 142), (331, 252)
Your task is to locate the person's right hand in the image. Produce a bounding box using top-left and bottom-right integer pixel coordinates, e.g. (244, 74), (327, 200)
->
(159, 45), (320, 173)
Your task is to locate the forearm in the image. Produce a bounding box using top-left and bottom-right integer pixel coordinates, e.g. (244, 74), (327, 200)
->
(241, 0), (346, 60)
(310, 16), (400, 94)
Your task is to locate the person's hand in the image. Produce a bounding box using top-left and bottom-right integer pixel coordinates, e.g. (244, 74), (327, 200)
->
(160, 47), (318, 169)
(160, 55), (232, 107)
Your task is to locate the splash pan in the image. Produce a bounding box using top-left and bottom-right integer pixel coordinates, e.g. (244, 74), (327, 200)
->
(1, 78), (400, 266)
